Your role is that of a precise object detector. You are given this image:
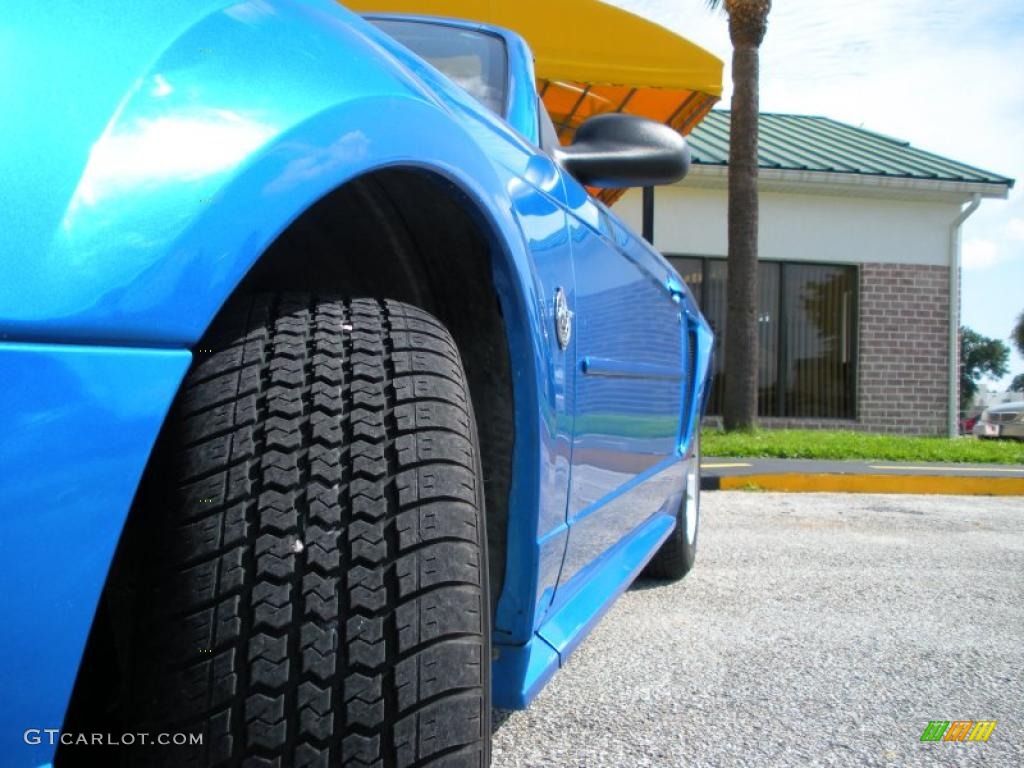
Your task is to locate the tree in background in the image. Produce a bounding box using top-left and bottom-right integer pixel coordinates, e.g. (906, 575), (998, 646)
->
(706, 0), (772, 431)
(960, 326), (1010, 409)
(1010, 373), (1024, 393)
(1013, 309), (1024, 357)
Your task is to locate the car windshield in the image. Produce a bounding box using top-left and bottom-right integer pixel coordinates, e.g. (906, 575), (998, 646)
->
(370, 19), (508, 116)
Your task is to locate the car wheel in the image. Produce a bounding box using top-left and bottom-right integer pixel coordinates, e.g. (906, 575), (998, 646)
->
(641, 433), (700, 581)
(126, 295), (490, 767)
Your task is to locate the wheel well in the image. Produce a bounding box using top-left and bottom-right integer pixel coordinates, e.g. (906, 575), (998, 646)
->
(239, 167), (514, 608)
(57, 168), (518, 753)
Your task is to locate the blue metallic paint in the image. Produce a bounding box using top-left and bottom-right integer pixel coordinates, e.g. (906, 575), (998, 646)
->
(0, 344), (190, 765)
(489, 163), (577, 643)
(1, 2), (714, 758)
(493, 454), (687, 709)
(539, 508), (677, 661)
(2, 1), (519, 345)
(581, 357), (684, 379)
(555, 173), (685, 592)
(684, 309), (716, 451)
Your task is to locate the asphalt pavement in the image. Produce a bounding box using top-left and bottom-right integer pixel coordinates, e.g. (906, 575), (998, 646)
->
(491, 491), (1024, 767)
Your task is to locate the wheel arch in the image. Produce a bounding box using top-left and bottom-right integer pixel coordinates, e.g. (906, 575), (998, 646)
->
(230, 164), (529, 610)
(56, 87), (550, 727)
(59, 161), (540, 746)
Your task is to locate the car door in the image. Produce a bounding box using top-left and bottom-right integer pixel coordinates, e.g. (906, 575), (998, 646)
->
(557, 176), (687, 587)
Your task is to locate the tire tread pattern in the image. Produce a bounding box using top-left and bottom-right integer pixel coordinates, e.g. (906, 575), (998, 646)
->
(128, 295), (488, 768)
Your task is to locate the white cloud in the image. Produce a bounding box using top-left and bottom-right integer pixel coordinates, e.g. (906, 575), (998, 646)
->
(1007, 218), (1024, 241)
(962, 239), (999, 270)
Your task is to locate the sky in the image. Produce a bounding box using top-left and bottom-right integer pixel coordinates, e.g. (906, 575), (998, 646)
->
(612, 0), (1024, 388)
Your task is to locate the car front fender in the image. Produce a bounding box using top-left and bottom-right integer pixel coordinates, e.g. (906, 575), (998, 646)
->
(0, 0), (535, 351)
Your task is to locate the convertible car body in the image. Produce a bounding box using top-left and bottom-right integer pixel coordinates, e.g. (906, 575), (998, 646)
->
(0, 2), (713, 765)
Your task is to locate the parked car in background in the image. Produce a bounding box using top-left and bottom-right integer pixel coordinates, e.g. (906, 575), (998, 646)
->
(1, 3), (713, 766)
(960, 412), (981, 435)
(973, 402), (1024, 440)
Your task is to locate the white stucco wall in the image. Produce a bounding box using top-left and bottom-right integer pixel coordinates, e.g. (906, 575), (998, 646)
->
(616, 183), (964, 266)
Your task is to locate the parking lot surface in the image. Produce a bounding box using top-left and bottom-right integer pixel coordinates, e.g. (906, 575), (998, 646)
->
(492, 492), (1023, 767)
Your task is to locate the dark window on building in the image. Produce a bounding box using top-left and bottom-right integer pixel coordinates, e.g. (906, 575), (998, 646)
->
(669, 257), (857, 420)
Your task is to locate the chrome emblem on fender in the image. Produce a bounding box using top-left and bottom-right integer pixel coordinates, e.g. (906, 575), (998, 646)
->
(554, 287), (572, 349)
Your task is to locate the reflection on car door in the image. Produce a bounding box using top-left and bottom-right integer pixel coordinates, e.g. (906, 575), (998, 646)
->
(557, 177), (686, 587)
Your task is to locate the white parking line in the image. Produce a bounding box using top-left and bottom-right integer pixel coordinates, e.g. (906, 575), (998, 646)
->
(701, 462), (752, 469)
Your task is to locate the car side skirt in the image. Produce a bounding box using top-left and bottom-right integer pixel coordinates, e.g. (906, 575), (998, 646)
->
(491, 468), (683, 709)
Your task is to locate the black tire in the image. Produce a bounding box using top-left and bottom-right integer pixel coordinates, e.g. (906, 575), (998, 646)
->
(641, 434), (700, 581)
(126, 295), (490, 767)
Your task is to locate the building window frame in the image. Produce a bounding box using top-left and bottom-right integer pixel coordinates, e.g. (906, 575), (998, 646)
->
(669, 254), (859, 421)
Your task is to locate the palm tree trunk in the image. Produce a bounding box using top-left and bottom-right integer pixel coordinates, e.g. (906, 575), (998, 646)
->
(722, 38), (761, 431)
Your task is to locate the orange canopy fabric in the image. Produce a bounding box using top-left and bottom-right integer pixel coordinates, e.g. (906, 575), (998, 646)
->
(343, 0), (724, 200)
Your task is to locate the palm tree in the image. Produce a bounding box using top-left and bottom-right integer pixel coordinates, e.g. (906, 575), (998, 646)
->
(706, 0), (772, 431)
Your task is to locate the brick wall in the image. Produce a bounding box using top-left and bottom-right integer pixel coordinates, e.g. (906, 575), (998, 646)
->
(701, 262), (955, 437)
(857, 263), (952, 435)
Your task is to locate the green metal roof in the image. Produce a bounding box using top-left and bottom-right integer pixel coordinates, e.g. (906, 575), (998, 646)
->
(688, 111), (1015, 188)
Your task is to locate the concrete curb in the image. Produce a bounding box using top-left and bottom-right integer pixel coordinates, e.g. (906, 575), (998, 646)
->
(702, 472), (1024, 495)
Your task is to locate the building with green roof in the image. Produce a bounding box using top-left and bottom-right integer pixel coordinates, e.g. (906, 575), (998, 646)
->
(620, 112), (1014, 436)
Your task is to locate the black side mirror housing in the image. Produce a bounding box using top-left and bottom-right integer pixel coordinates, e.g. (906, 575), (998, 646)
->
(555, 113), (690, 188)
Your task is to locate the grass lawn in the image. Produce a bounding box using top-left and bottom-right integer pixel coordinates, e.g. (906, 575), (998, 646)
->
(701, 428), (1024, 465)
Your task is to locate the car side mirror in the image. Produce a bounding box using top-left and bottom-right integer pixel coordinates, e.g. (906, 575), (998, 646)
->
(555, 113), (690, 188)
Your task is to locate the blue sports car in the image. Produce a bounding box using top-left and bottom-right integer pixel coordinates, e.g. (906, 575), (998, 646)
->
(1, 1), (713, 765)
